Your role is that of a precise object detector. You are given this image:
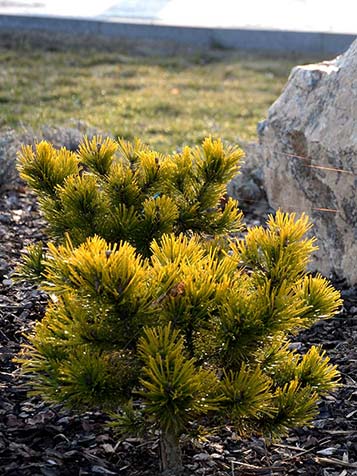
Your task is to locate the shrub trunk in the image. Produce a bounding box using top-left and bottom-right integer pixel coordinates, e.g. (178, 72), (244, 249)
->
(160, 428), (183, 475)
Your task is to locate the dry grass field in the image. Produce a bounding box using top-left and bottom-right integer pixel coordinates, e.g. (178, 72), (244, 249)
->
(0, 32), (316, 151)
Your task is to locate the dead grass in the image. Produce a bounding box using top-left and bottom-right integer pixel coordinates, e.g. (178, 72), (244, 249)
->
(0, 31), (317, 151)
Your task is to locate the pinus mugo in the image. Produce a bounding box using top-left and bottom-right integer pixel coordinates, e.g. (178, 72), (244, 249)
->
(16, 137), (342, 475)
(17, 136), (243, 258)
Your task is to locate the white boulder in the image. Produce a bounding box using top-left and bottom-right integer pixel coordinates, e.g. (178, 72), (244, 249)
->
(259, 40), (357, 284)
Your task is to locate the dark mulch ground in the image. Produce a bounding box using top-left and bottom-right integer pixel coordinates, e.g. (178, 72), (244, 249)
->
(0, 185), (356, 476)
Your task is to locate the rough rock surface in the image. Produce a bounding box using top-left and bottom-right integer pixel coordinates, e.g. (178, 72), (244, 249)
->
(227, 142), (272, 218)
(259, 39), (357, 285)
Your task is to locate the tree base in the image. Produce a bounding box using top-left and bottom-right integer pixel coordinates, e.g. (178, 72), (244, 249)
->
(160, 429), (184, 476)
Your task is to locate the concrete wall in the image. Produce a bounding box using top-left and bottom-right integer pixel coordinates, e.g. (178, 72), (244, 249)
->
(0, 14), (355, 55)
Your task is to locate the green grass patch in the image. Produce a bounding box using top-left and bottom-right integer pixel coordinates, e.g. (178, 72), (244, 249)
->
(0, 32), (315, 151)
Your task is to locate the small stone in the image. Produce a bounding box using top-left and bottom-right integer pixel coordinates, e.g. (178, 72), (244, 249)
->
(185, 464), (199, 470)
(57, 416), (70, 424)
(125, 437), (142, 444)
(18, 412), (29, 419)
(102, 443), (114, 454)
(210, 453), (224, 460)
(289, 342), (302, 350)
(91, 466), (116, 475)
(193, 452), (210, 461)
(317, 447), (338, 456)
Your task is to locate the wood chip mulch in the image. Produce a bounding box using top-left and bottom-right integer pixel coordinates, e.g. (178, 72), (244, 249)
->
(0, 185), (356, 476)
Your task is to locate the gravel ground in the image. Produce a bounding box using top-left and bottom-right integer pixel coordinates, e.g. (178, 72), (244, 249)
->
(0, 183), (356, 476)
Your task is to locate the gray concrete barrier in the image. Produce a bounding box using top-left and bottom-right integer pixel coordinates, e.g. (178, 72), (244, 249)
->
(0, 14), (355, 55)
